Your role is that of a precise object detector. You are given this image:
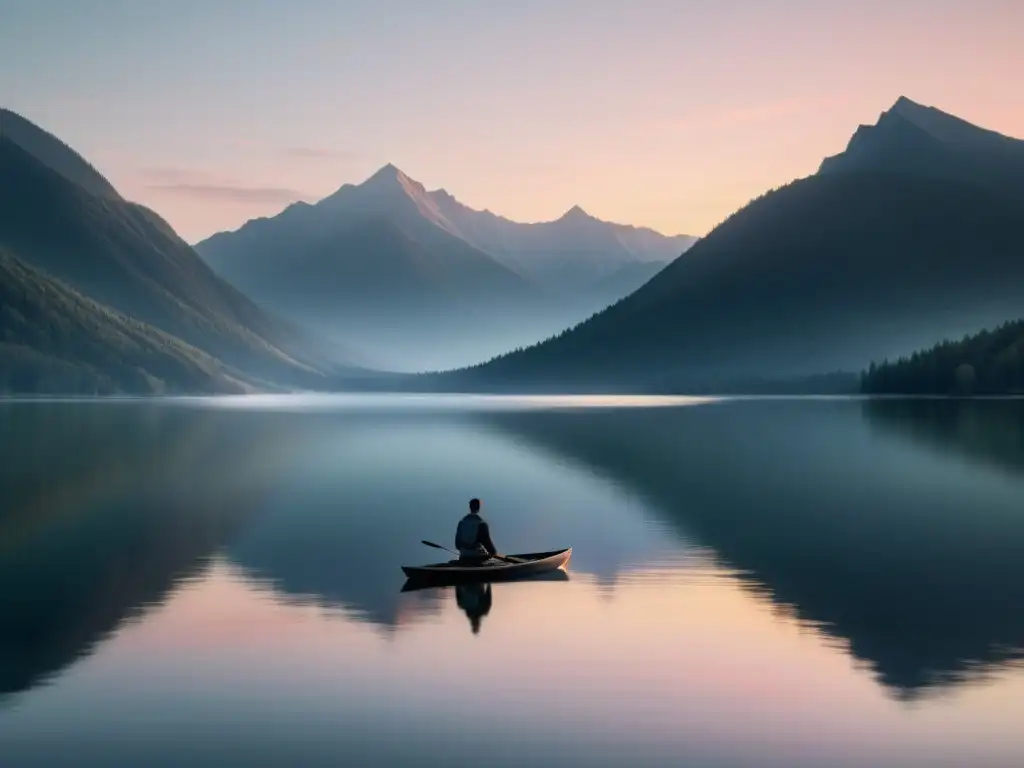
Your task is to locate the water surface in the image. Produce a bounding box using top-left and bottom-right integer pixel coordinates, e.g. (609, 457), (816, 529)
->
(2, 395), (1023, 767)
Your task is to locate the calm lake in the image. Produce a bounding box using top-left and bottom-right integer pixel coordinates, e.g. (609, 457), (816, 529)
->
(2, 395), (1023, 767)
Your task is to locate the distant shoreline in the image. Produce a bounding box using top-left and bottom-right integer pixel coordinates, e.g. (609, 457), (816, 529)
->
(4, 391), (1024, 405)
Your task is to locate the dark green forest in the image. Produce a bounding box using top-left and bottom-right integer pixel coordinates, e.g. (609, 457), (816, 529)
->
(0, 135), (332, 387)
(861, 319), (1024, 395)
(0, 250), (243, 395)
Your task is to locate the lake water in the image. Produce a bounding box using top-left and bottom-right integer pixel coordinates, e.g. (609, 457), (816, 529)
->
(2, 395), (1024, 768)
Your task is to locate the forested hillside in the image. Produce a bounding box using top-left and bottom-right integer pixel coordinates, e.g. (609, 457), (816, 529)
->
(0, 250), (244, 394)
(861, 319), (1024, 395)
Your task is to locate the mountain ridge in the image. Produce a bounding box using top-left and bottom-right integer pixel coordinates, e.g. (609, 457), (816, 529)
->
(818, 96), (1024, 197)
(199, 163), (695, 250)
(428, 96), (1024, 391)
(0, 108), (352, 391)
(0, 248), (246, 394)
(0, 108), (122, 200)
(198, 162), (698, 281)
(195, 162), (697, 370)
(422, 183), (697, 282)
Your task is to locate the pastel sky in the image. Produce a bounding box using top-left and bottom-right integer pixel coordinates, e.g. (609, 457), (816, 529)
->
(2, 0), (1022, 242)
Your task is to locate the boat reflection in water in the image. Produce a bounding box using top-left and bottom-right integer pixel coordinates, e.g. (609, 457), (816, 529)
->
(401, 569), (570, 636)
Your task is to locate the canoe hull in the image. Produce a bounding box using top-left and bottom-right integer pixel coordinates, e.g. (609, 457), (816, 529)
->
(401, 547), (572, 585)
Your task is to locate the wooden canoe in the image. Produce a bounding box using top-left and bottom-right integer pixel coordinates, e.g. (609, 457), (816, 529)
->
(401, 547), (572, 585)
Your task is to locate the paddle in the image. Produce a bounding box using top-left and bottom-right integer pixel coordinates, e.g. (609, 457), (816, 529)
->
(420, 540), (524, 564)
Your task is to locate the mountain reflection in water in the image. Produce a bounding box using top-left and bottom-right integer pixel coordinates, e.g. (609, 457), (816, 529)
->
(2, 396), (1024, 717)
(481, 397), (1024, 700)
(0, 403), (275, 705)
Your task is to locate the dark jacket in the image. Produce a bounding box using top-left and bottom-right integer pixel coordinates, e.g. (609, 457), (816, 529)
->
(455, 512), (496, 557)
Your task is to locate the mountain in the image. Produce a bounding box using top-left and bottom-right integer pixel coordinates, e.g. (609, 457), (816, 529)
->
(819, 96), (1024, 197)
(0, 109), (348, 390)
(0, 108), (122, 200)
(0, 249), (244, 394)
(435, 97), (1024, 392)
(196, 164), (696, 371)
(426, 194), (698, 287)
(197, 165), (552, 371)
(585, 260), (668, 306)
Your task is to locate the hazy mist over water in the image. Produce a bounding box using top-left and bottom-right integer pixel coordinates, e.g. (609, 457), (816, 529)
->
(2, 395), (1024, 767)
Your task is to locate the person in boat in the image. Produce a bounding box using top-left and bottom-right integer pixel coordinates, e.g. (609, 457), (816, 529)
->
(455, 498), (498, 564)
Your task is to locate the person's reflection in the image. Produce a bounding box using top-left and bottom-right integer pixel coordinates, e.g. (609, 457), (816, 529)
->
(455, 581), (493, 635)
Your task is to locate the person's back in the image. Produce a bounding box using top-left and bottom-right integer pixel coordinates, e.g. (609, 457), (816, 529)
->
(455, 498), (496, 562)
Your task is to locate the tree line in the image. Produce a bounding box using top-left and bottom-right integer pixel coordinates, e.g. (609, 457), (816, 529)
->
(861, 319), (1024, 395)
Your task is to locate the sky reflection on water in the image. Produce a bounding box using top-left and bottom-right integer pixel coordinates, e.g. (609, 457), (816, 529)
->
(1, 396), (1023, 767)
